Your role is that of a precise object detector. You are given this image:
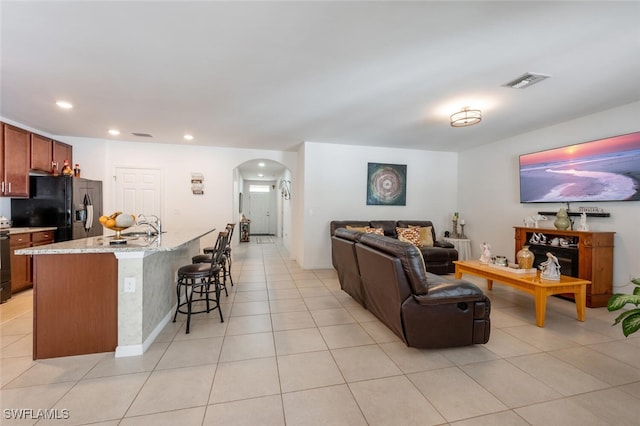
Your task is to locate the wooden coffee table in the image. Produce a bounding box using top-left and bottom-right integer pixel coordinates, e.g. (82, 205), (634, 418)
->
(454, 260), (590, 327)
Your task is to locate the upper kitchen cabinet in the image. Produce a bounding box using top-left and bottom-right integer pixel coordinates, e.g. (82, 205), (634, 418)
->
(2, 123), (30, 197)
(52, 140), (72, 170)
(31, 133), (53, 172)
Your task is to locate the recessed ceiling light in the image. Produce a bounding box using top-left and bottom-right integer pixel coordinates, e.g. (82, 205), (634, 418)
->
(184, 134), (194, 141)
(258, 162), (265, 167)
(258, 174), (264, 177)
(56, 100), (73, 109)
(108, 129), (120, 136)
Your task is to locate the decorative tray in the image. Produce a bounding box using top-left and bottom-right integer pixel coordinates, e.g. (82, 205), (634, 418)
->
(486, 263), (537, 274)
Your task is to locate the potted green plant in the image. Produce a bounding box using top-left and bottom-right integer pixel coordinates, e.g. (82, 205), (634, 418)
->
(608, 277), (640, 337)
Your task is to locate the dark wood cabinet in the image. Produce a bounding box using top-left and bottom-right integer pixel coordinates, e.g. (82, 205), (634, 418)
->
(2, 124), (30, 197)
(52, 140), (72, 171)
(10, 233), (32, 292)
(514, 227), (614, 307)
(30, 133), (53, 172)
(9, 230), (54, 293)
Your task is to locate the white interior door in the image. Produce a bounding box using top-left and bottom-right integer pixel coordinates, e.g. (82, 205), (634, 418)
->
(249, 192), (271, 235)
(115, 167), (162, 218)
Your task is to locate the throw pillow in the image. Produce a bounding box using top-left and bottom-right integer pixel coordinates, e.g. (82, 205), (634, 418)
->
(409, 225), (434, 247)
(346, 225), (368, 233)
(396, 227), (423, 247)
(365, 227), (384, 236)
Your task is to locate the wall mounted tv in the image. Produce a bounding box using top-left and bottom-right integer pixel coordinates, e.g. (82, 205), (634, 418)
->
(519, 131), (640, 203)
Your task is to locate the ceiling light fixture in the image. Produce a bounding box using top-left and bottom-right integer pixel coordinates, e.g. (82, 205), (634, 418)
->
(56, 100), (73, 109)
(258, 162), (265, 167)
(184, 134), (194, 141)
(108, 129), (120, 136)
(450, 107), (482, 127)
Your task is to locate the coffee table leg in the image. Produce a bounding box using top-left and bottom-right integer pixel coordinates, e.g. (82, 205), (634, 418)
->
(575, 285), (586, 322)
(486, 279), (493, 290)
(534, 287), (547, 327)
(455, 267), (462, 279)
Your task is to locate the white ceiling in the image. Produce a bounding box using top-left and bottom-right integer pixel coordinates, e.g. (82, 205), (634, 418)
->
(1, 1), (639, 154)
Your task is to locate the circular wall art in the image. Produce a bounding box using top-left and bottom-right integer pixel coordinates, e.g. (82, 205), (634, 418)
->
(366, 163), (407, 205)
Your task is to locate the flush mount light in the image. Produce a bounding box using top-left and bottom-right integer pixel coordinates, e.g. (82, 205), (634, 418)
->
(108, 129), (120, 136)
(56, 100), (73, 109)
(184, 134), (194, 141)
(258, 162), (265, 167)
(450, 107), (482, 127)
(258, 174), (264, 177)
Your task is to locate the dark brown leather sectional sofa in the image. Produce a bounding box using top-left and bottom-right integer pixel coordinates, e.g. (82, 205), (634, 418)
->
(330, 220), (458, 274)
(331, 228), (491, 348)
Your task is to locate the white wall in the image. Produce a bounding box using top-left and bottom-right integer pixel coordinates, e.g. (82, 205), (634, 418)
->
(299, 141), (459, 269)
(458, 101), (640, 292)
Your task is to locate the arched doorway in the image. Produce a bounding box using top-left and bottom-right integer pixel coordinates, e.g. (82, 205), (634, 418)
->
(234, 159), (292, 250)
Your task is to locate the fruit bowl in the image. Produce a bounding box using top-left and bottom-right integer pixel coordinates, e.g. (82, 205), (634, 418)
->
(99, 212), (136, 244)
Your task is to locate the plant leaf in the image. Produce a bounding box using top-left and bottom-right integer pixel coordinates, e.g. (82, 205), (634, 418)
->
(621, 312), (640, 337)
(631, 277), (640, 286)
(634, 286), (640, 296)
(607, 294), (640, 311)
(612, 309), (640, 326)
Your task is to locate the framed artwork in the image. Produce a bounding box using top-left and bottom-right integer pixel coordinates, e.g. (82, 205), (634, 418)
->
(367, 162), (407, 205)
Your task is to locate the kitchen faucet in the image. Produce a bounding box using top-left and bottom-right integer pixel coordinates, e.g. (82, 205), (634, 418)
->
(136, 214), (162, 235)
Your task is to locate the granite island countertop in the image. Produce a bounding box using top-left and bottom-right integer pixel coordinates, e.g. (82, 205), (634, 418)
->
(15, 227), (216, 255)
(7, 227), (57, 235)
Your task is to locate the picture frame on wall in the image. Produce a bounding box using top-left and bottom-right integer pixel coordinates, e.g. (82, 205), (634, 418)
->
(366, 162), (407, 206)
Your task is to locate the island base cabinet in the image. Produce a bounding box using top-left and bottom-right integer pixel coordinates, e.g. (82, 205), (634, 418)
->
(33, 253), (118, 359)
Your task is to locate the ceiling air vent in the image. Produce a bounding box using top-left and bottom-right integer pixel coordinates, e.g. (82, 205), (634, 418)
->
(131, 132), (153, 138)
(503, 72), (551, 89)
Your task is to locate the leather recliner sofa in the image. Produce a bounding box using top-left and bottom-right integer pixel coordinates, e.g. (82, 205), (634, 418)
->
(330, 220), (458, 274)
(331, 228), (490, 348)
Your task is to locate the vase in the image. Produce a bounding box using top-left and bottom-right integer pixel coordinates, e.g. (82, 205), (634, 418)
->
(554, 208), (571, 230)
(516, 245), (534, 269)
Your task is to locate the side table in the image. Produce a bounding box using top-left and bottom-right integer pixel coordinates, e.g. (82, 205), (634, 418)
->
(444, 237), (472, 261)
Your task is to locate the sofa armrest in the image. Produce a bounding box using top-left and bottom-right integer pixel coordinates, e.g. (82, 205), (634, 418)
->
(413, 280), (486, 305)
(434, 240), (454, 248)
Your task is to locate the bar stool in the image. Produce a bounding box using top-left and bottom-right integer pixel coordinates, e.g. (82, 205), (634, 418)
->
(173, 231), (228, 334)
(192, 226), (229, 296)
(200, 223), (235, 288)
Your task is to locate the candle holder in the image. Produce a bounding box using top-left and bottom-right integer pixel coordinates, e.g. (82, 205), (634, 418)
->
(451, 219), (459, 238)
(459, 224), (467, 239)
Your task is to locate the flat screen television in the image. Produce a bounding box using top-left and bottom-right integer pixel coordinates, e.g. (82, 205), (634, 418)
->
(519, 131), (640, 203)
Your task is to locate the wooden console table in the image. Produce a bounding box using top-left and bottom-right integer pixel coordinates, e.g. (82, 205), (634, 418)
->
(514, 227), (614, 307)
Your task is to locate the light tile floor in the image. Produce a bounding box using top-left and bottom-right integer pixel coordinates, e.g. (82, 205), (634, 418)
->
(1, 239), (639, 425)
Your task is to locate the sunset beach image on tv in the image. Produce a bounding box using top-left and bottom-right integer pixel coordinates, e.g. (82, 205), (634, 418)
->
(519, 132), (640, 203)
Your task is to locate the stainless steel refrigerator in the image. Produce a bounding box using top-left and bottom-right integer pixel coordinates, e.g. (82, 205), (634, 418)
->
(11, 176), (103, 242)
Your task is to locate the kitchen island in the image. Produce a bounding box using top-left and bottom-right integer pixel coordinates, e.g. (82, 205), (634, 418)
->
(16, 228), (215, 359)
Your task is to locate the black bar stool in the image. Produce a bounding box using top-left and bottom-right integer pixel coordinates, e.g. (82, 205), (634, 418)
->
(173, 230), (228, 334)
(200, 223), (235, 288)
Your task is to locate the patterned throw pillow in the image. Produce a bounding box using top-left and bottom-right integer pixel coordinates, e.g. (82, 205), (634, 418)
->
(409, 225), (434, 247)
(365, 227), (384, 236)
(396, 227), (423, 247)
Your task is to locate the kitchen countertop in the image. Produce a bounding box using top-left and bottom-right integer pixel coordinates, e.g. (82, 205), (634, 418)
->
(6, 227), (57, 235)
(15, 227), (215, 254)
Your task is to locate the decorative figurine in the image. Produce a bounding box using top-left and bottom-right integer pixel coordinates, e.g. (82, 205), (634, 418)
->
(577, 212), (589, 231)
(524, 214), (547, 228)
(540, 252), (561, 280)
(480, 242), (492, 264)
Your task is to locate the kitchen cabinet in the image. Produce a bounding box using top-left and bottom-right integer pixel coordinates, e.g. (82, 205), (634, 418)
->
(9, 230), (54, 293)
(52, 140), (72, 171)
(10, 233), (31, 292)
(2, 123), (30, 197)
(31, 133), (53, 172)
